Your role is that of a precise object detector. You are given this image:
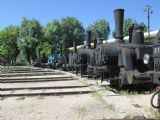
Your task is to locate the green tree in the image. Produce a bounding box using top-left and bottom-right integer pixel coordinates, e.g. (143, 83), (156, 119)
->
(0, 25), (20, 65)
(43, 19), (61, 44)
(87, 19), (110, 40)
(42, 19), (61, 55)
(61, 17), (84, 50)
(40, 42), (52, 56)
(112, 18), (147, 37)
(18, 17), (42, 63)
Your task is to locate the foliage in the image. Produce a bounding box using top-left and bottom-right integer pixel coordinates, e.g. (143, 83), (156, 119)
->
(0, 16), (150, 65)
(42, 17), (84, 54)
(18, 17), (43, 63)
(42, 19), (61, 55)
(0, 25), (20, 65)
(87, 19), (110, 40)
(43, 19), (61, 45)
(112, 18), (147, 38)
(61, 17), (84, 50)
(145, 36), (155, 42)
(40, 42), (52, 56)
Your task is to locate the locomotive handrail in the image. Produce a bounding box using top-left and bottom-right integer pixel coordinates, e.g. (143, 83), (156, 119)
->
(151, 87), (160, 109)
(69, 30), (159, 50)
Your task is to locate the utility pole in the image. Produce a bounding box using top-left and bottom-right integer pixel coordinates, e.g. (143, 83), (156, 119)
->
(144, 4), (153, 38)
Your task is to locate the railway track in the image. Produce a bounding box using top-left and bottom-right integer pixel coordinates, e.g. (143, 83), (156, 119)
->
(1, 66), (94, 98)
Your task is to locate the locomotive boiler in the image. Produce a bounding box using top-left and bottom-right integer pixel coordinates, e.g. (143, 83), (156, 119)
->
(94, 9), (153, 87)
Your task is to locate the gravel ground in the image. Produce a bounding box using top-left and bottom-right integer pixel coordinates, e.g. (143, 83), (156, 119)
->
(1, 94), (117, 120)
(63, 70), (159, 119)
(1, 67), (159, 119)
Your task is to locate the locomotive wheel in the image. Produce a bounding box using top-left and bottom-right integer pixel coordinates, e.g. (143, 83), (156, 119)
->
(118, 76), (124, 89)
(76, 69), (78, 76)
(87, 71), (90, 78)
(80, 68), (83, 77)
(75, 67), (78, 75)
(109, 80), (118, 87)
(100, 71), (104, 83)
(100, 73), (103, 83)
(151, 88), (160, 112)
(118, 68), (127, 89)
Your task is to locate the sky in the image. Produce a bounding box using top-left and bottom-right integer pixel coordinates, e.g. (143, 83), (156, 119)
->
(0, 0), (159, 37)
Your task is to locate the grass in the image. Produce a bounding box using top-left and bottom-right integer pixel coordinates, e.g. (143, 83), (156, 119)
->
(104, 102), (115, 111)
(118, 90), (139, 97)
(105, 85), (139, 97)
(91, 91), (105, 102)
(73, 106), (89, 119)
(16, 96), (25, 100)
(145, 106), (160, 120)
(132, 104), (142, 108)
(91, 91), (115, 112)
(105, 85), (117, 92)
(155, 112), (160, 120)
(37, 95), (45, 100)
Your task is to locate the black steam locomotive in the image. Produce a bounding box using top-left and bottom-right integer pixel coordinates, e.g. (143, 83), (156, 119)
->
(33, 8), (160, 111)
(72, 9), (154, 89)
(66, 8), (160, 111)
(94, 9), (154, 88)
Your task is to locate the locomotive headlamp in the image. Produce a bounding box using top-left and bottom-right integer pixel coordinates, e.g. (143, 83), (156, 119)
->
(143, 54), (150, 64)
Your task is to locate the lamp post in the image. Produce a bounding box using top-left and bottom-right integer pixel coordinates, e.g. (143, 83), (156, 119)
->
(144, 4), (153, 38)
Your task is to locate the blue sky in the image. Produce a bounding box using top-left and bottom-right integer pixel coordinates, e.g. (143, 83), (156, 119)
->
(0, 0), (159, 35)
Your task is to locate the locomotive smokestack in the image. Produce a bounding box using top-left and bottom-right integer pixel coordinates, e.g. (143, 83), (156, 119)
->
(94, 38), (97, 48)
(131, 25), (144, 44)
(129, 24), (134, 43)
(114, 9), (124, 43)
(87, 30), (91, 48)
(73, 41), (77, 53)
(97, 38), (104, 45)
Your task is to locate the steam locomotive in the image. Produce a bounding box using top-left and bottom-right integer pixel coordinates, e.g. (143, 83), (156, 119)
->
(67, 9), (160, 111)
(32, 8), (160, 111)
(72, 9), (154, 89)
(34, 9), (159, 89)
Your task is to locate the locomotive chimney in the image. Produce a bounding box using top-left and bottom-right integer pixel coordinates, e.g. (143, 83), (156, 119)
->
(73, 41), (77, 53)
(131, 25), (144, 44)
(87, 30), (91, 48)
(114, 9), (124, 43)
(94, 38), (97, 48)
(97, 38), (104, 45)
(129, 24), (134, 43)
